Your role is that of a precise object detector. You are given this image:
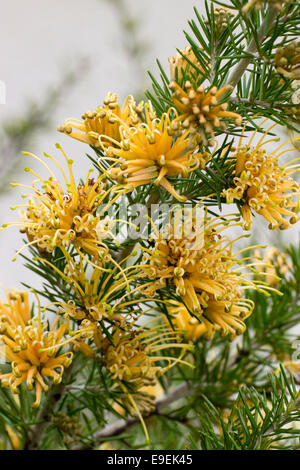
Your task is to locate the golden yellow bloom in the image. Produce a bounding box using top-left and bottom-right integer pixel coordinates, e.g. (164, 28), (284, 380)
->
(275, 42), (300, 80)
(140, 214), (261, 340)
(43, 250), (141, 357)
(103, 321), (191, 388)
(99, 103), (204, 201)
(0, 290), (73, 408)
(3, 145), (118, 260)
(222, 126), (300, 230)
(58, 92), (142, 147)
(168, 46), (202, 82)
(169, 81), (242, 146)
(254, 246), (291, 286)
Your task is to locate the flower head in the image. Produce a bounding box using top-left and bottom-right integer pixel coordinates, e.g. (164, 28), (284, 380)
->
(168, 46), (202, 82)
(0, 289), (72, 408)
(100, 103), (206, 201)
(103, 320), (191, 388)
(169, 81), (242, 146)
(275, 42), (300, 80)
(254, 246), (291, 286)
(4, 145), (117, 259)
(204, 7), (235, 34)
(58, 92), (142, 147)
(140, 214), (260, 340)
(222, 126), (300, 230)
(48, 250), (141, 356)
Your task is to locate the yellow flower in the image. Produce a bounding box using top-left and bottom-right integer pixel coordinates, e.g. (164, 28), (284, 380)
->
(222, 126), (300, 230)
(103, 321), (191, 388)
(168, 301), (209, 341)
(205, 7), (234, 33)
(275, 42), (300, 80)
(254, 246), (291, 286)
(140, 213), (262, 340)
(169, 81), (242, 146)
(168, 46), (203, 82)
(58, 92), (142, 147)
(0, 290), (73, 408)
(99, 103), (205, 202)
(43, 250), (141, 356)
(3, 145), (118, 260)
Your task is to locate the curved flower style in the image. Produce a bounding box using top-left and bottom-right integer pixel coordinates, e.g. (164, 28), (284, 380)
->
(222, 126), (300, 230)
(140, 214), (264, 340)
(103, 321), (191, 388)
(99, 103), (205, 202)
(169, 81), (242, 146)
(58, 92), (142, 147)
(0, 290), (72, 408)
(102, 321), (192, 441)
(3, 145), (118, 260)
(42, 250), (141, 356)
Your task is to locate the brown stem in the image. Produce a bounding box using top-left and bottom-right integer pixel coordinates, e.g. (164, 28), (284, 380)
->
(228, 8), (278, 89)
(71, 381), (196, 450)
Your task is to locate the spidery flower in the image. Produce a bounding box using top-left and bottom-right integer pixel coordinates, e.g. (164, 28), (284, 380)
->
(0, 289), (72, 408)
(103, 320), (192, 441)
(99, 103), (205, 202)
(222, 124), (300, 230)
(43, 250), (141, 356)
(139, 212), (268, 340)
(58, 92), (142, 147)
(2, 145), (119, 260)
(169, 81), (242, 146)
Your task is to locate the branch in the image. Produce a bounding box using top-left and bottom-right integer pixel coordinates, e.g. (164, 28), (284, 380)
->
(72, 382), (196, 450)
(228, 8), (278, 89)
(24, 363), (75, 450)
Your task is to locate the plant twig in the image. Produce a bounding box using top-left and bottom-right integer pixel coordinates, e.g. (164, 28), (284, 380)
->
(228, 8), (278, 89)
(72, 382), (196, 450)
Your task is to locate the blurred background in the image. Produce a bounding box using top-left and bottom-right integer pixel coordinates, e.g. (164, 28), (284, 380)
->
(0, 0), (298, 291)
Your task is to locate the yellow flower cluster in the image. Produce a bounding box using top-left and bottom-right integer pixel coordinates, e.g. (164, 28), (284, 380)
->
(222, 127), (300, 230)
(204, 7), (234, 33)
(275, 42), (300, 80)
(2, 145), (118, 261)
(254, 246), (292, 286)
(58, 92), (142, 147)
(140, 214), (259, 341)
(99, 103), (204, 201)
(169, 81), (242, 146)
(0, 290), (73, 408)
(168, 46), (202, 82)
